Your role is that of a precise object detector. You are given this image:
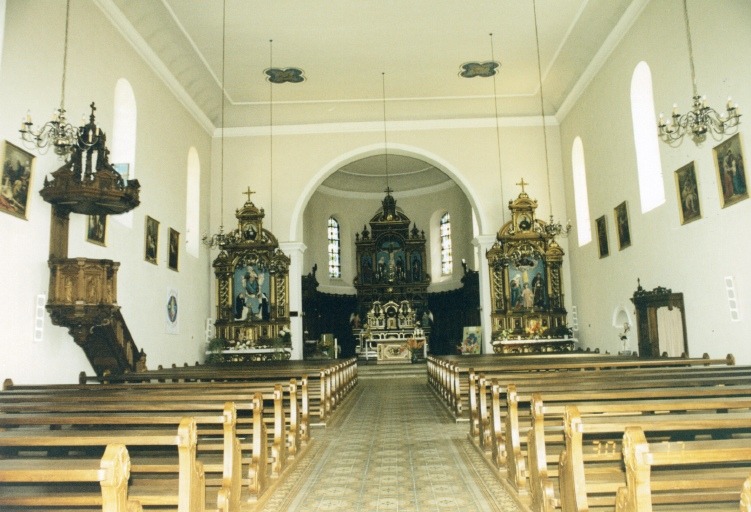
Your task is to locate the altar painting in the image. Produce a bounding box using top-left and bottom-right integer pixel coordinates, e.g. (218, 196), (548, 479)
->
(508, 258), (547, 310)
(233, 263), (271, 321)
(376, 240), (406, 282)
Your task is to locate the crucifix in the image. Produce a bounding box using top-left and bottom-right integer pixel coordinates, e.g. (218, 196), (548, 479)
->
(516, 178), (529, 193)
(242, 187), (256, 202)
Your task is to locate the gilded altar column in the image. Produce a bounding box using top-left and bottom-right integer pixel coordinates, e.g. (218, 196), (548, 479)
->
(473, 235), (497, 355)
(280, 241), (306, 360)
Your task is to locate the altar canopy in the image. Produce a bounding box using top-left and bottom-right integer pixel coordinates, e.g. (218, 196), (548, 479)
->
(486, 184), (571, 353)
(353, 190), (431, 361)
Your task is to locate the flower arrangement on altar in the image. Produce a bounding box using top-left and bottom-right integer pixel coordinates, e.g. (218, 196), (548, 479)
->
(525, 322), (543, 339)
(404, 338), (424, 352)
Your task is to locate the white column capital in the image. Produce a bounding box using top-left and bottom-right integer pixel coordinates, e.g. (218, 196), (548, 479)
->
(279, 241), (307, 256)
(472, 234), (497, 251)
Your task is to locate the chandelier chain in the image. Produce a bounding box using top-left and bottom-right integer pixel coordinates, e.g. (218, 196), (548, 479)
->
(489, 33), (505, 224)
(220, 0), (226, 233)
(381, 72), (390, 192)
(532, 0), (553, 217)
(60, 0), (70, 111)
(682, 0), (698, 98)
(269, 39), (274, 231)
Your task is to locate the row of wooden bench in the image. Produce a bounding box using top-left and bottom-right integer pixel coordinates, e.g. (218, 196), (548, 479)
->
(83, 357), (359, 425)
(437, 352), (751, 511)
(0, 358), (358, 512)
(427, 352), (736, 420)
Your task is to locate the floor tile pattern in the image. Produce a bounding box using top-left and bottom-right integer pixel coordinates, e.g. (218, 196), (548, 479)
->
(257, 374), (522, 512)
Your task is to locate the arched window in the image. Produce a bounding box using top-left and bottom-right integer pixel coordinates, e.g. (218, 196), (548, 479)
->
(631, 61), (665, 213)
(440, 212), (452, 276)
(571, 137), (592, 246)
(327, 216), (341, 279)
(111, 78), (137, 227)
(185, 147), (200, 258)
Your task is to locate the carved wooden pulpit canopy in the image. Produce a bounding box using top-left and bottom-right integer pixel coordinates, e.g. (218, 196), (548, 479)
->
(211, 190), (291, 353)
(486, 182), (569, 348)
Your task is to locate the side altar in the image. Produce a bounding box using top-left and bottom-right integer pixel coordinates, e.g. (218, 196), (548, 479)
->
(486, 182), (573, 353)
(353, 190), (431, 363)
(208, 190), (292, 361)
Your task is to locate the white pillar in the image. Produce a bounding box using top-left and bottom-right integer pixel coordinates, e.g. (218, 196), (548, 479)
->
(473, 234), (497, 355)
(279, 242), (306, 360)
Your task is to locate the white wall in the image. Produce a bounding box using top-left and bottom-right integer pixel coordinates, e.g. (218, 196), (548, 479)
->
(559, 0), (751, 360)
(0, 1), (213, 383)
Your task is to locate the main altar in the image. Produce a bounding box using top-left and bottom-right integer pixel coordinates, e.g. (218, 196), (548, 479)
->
(486, 182), (573, 353)
(353, 189), (431, 363)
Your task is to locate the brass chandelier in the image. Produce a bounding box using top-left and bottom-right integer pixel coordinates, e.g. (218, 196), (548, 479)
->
(657, 0), (740, 145)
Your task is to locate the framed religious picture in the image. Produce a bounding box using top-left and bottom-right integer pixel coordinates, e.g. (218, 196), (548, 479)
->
(614, 201), (631, 250)
(713, 133), (748, 208)
(674, 161), (701, 225)
(459, 326), (482, 355)
(0, 140), (34, 219)
(86, 214), (107, 246)
(168, 228), (179, 271)
(144, 216), (159, 264)
(595, 215), (609, 258)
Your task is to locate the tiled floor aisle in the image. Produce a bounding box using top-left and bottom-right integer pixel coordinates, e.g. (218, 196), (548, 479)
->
(257, 373), (523, 512)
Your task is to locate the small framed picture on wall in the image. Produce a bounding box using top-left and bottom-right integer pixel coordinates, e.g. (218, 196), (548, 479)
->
(86, 214), (107, 246)
(145, 216), (159, 264)
(614, 201), (631, 250)
(168, 228), (179, 271)
(595, 215), (609, 258)
(674, 161), (701, 224)
(713, 133), (748, 208)
(0, 141), (34, 220)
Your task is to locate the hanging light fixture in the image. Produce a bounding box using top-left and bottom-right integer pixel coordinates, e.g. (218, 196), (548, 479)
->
(657, 0), (740, 146)
(381, 72), (392, 196)
(19, 0), (99, 156)
(488, 33), (513, 268)
(268, 39), (274, 232)
(532, 0), (571, 239)
(202, 0), (229, 248)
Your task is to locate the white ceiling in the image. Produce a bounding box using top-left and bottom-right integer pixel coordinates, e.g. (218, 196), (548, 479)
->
(103, 0), (641, 192)
(107, 0), (640, 127)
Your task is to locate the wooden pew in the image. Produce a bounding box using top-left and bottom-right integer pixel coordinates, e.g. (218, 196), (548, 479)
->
(5, 376), (309, 451)
(470, 362), (751, 453)
(0, 443), (142, 512)
(0, 417), (204, 512)
(525, 389), (751, 512)
(558, 406), (751, 512)
(79, 357), (358, 424)
(616, 426), (751, 512)
(467, 354), (737, 422)
(432, 353), (735, 420)
(0, 387), (274, 503)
